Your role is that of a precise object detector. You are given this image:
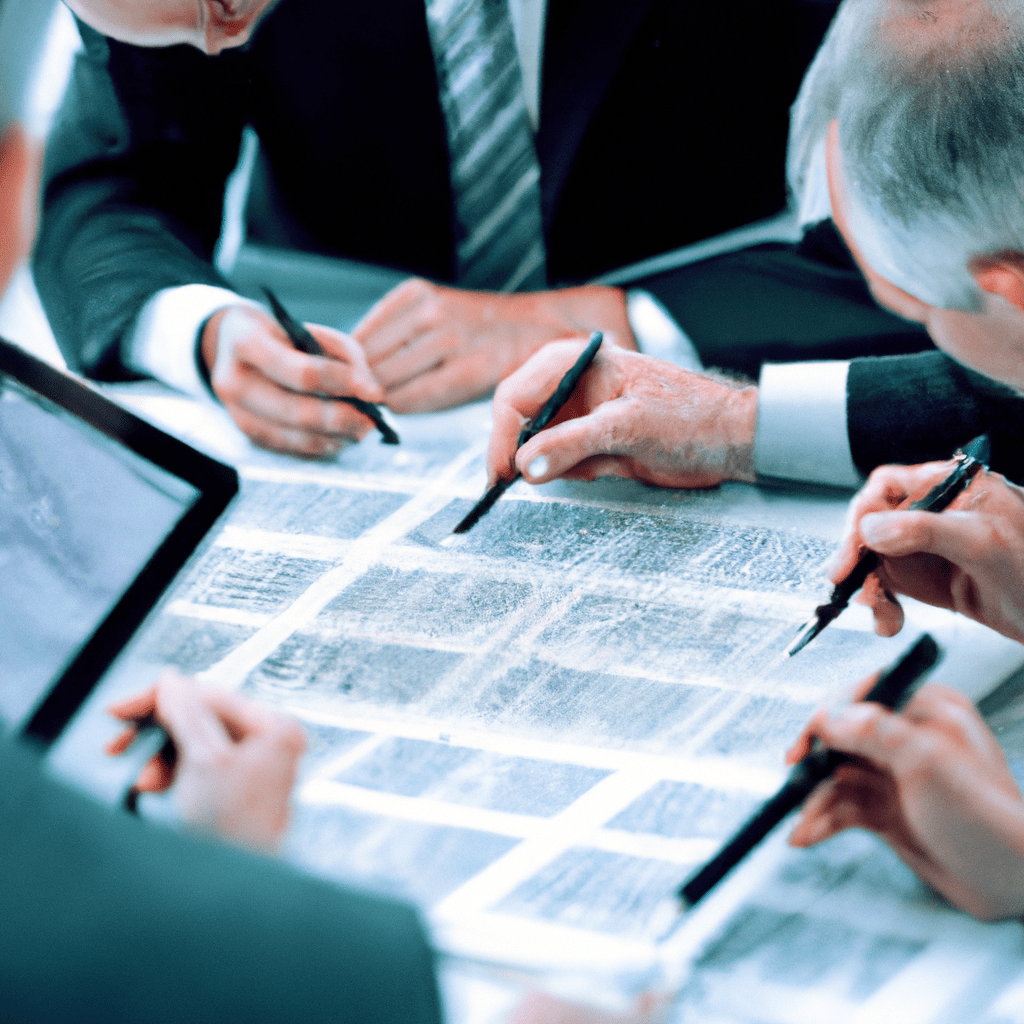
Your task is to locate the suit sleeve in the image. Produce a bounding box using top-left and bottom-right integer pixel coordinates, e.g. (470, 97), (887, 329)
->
(846, 351), (1024, 483)
(0, 735), (443, 1024)
(32, 22), (248, 382)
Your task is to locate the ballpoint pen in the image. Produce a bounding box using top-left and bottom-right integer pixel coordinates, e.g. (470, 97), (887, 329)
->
(452, 331), (604, 534)
(262, 286), (399, 445)
(679, 633), (941, 907)
(784, 434), (990, 657)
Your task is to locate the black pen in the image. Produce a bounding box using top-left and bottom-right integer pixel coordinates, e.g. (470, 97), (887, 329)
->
(678, 633), (941, 909)
(452, 331), (604, 534)
(785, 434), (990, 658)
(261, 286), (399, 445)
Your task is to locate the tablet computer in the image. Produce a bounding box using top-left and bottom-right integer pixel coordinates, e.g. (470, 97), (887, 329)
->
(0, 339), (238, 747)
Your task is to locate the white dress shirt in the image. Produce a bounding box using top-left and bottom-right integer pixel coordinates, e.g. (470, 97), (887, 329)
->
(124, 7), (860, 489)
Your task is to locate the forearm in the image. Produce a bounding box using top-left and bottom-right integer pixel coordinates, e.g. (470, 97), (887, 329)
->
(34, 22), (246, 380)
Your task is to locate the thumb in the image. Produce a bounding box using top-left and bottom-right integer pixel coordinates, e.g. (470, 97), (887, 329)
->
(516, 404), (622, 483)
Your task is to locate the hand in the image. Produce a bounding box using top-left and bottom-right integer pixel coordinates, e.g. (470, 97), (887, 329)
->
(352, 279), (637, 413)
(509, 990), (670, 1024)
(107, 671), (307, 853)
(785, 682), (1024, 921)
(486, 340), (757, 490)
(201, 304), (385, 457)
(829, 461), (1024, 642)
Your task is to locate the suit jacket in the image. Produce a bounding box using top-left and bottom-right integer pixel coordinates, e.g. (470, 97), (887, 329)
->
(636, 220), (1024, 483)
(0, 735), (442, 1024)
(33, 0), (834, 380)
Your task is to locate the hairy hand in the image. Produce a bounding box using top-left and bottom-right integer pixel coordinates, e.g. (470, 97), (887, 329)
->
(829, 461), (1024, 642)
(786, 683), (1024, 921)
(486, 340), (757, 490)
(202, 304), (384, 457)
(352, 279), (636, 413)
(108, 671), (306, 853)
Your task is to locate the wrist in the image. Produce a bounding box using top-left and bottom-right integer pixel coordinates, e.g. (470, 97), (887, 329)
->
(716, 385), (757, 483)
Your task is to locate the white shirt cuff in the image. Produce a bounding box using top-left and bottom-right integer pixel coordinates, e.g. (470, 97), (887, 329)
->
(625, 289), (704, 372)
(123, 284), (259, 401)
(753, 361), (863, 488)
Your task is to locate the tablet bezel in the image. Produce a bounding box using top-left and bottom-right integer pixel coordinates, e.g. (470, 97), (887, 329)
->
(0, 339), (239, 746)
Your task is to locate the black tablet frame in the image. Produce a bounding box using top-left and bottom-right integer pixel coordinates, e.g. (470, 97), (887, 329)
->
(0, 339), (239, 746)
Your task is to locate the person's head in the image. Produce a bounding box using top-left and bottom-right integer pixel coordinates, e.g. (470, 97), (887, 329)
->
(62, 0), (277, 54)
(0, 0), (58, 292)
(789, 0), (1024, 393)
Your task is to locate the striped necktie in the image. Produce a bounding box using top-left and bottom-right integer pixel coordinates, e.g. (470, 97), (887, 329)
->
(424, 0), (548, 292)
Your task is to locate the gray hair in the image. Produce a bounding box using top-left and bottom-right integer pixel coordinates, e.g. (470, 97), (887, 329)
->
(0, 0), (57, 133)
(788, 0), (1024, 311)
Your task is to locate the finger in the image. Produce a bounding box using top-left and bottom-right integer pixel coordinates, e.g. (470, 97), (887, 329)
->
(153, 676), (235, 763)
(107, 685), (159, 723)
(382, 353), (493, 413)
(829, 461), (956, 582)
(860, 509), (1001, 569)
(230, 404), (350, 458)
(371, 328), (449, 392)
(789, 764), (892, 846)
(352, 278), (435, 362)
(514, 401), (625, 483)
(856, 574), (905, 637)
(488, 390), (532, 487)
(306, 324), (385, 400)
(191, 687), (297, 746)
(222, 363), (374, 439)
(225, 320), (383, 402)
(134, 754), (176, 793)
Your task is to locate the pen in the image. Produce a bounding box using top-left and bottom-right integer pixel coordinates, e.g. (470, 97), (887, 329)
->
(452, 331), (604, 534)
(785, 434), (990, 658)
(121, 713), (177, 815)
(261, 286), (400, 445)
(678, 633), (941, 908)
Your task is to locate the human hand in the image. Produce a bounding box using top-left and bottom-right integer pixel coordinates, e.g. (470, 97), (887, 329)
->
(829, 461), (1024, 642)
(486, 340), (757, 490)
(107, 670), (306, 853)
(352, 279), (637, 413)
(785, 682), (1024, 921)
(201, 304), (385, 457)
(508, 990), (671, 1024)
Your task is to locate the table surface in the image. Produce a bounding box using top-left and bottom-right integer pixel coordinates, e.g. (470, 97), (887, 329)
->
(35, 253), (1024, 1024)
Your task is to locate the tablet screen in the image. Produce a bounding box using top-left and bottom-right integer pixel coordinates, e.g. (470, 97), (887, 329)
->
(0, 376), (200, 729)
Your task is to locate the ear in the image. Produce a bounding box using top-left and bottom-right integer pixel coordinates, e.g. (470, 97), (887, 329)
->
(970, 253), (1024, 312)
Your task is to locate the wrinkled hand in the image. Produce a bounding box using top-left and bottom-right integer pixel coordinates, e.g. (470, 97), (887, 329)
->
(785, 682), (1024, 920)
(202, 304), (385, 457)
(829, 461), (1024, 642)
(486, 340), (757, 489)
(107, 671), (306, 853)
(352, 279), (636, 413)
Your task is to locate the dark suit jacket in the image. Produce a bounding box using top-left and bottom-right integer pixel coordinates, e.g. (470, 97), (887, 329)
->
(0, 734), (442, 1024)
(39, 0), (1019, 480)
(33, 0), (832, 378)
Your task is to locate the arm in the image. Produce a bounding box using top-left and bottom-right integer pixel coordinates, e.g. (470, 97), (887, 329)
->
(0, 715), (441, 1023)
(486, 340), (756, 490)
(785, 683), (1024, 921)
(828, 461), (1024, 642)
(33, 22), (244, 381)
(34, 24), (384, 453)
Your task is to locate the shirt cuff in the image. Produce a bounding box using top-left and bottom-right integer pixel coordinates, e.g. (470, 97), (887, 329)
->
(625, 289), (704, 372)
(122, 284), (260, 401)
(753, 361), (863, 488)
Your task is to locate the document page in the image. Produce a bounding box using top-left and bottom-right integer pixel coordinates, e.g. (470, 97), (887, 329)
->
(116, 392), (1024, 1023)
